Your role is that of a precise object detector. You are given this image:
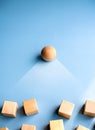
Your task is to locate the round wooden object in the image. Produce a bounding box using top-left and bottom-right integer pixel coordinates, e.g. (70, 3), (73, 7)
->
(41, 46), (56, 61)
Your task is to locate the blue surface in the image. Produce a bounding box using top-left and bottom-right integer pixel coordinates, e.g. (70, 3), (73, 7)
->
(0, 0), (95, 129)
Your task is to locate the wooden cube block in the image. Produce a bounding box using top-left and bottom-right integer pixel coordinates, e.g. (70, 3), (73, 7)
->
(84, 100), (95, 117)
(0, 128), (9, 130)
(23, 98), (39, 116)
(1, 100), (18, 117)
(21, 124), (36, 130)
(58, 100), (75, 119)
(76, 125), (89, 130)
(49, 119), (64, 130)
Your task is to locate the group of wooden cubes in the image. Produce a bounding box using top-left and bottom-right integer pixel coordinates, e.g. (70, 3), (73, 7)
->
(50, 120), (90, 130)
(0, 99), (95, 130)
(0, 124), (36, 130)
(0, 98), (38, 130)
(1, 98), (39, 117)
(58, 99), (95, 118)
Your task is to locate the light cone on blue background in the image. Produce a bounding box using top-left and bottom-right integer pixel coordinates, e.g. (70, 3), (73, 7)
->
(1, 59), (82, 130)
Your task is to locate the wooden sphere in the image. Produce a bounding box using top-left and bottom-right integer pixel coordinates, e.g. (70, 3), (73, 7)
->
(41, 46), (56, 61)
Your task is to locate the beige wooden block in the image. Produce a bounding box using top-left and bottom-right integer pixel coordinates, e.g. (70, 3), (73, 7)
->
(49, 119), (64, 130)
(1, 100), (18, 117)
(58, 100), (75, 119)
(84, 100), (95, 117)
(21, 124), (36, 130)
(0, 128), (9, 130)
(23, 98), (39, 116)
(76, 125), (89, 130)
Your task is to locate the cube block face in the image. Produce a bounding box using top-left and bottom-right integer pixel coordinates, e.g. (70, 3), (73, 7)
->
(84, 100), (95, 117)
(58, 100), (75, 119)
(1, 100), (18, 117)
(0, 128), (9, 130)
(21, 124), (36, 130)
(23, 99), (39, 116)
(76, 125), (89, 130)
(50, 119), (64, 130)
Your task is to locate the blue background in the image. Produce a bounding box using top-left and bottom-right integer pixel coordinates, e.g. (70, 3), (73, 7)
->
(0, 0), (95, 130)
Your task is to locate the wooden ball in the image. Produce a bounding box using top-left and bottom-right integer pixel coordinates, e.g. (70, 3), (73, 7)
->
(41, 46), (56, 61)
